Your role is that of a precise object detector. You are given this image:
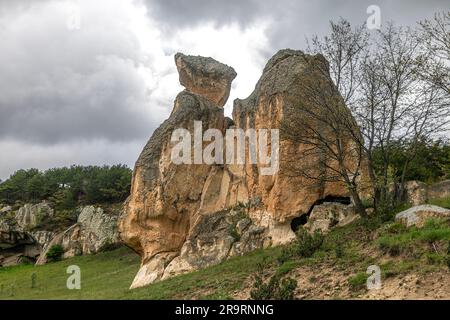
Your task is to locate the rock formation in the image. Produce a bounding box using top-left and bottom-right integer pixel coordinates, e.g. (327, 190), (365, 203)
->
(15, 202), (54, 231)
(120, 49), (365, 289)
(403, 180), (450, 205)
(304, 202), (358, 234)
(0, 218), (39, 266)
(37, 206), (120, 264)
(0, 203), (121, 267)
(175, 53), (237, 107)
(395, 204), (450, 227)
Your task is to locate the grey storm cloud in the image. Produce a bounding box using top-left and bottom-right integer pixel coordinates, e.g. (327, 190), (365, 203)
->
(142, 0), (264, 29)
(0, 0), (160, 145)
(0, 0), (448, 180)
(143, 0), (450, 50)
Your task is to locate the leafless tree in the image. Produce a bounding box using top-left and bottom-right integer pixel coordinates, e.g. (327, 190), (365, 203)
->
(358, 23), (450, 206)
(295, 17), (450, 215)
(418, 11), (450, 95)
(281, 52), (368, 217)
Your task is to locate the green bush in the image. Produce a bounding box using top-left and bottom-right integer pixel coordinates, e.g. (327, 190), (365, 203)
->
(277, 246), (294, 264)
(378, 218), (450, 257)
(250, 274), (297, 300)
(386, 221), (408, 234)
(294, 228), (324, 258)
(348, 272), (368, 291)
(334, 243), (344, 258)
(46, 244), (64, 262)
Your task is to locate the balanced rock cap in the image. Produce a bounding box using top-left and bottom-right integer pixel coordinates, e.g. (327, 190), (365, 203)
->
(175, 52), (237, 108)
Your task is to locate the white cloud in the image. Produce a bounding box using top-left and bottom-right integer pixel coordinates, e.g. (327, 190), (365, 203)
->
(0, 0), (270, 179)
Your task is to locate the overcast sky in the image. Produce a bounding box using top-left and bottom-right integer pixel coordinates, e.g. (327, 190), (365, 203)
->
(0, 0), (448, 180)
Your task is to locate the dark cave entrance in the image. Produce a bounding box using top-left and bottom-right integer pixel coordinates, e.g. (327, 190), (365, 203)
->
(290, 195), (351, 233)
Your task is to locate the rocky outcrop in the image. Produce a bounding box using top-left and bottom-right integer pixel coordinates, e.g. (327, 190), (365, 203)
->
(395, 205), (450, 227)
(120, 49), (365, 288)
(0, 219), (40, 267)
(30, 230), (55, 249)
(304, 202), (358, 233)
(131, 207), (269, 288)
(427, 180), (450, 200)
(36, 206), (120, 264)
(403, 180), (450, 205)
(0, 202), (122, 267)
(15, 202), (54, 231)
(0, 206), (12, 214)
(404, 181), (428, 206)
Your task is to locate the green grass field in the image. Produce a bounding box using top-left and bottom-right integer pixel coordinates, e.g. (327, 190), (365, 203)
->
(0, 245), (283, 300)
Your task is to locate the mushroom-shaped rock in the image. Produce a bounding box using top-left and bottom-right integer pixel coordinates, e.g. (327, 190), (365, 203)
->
(175, 53), (237, 107)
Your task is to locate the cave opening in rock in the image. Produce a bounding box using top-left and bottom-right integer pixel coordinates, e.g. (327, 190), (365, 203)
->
(290, 195), (352, 232)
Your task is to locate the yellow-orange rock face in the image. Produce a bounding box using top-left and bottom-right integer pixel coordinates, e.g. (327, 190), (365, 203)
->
(120, 50), (366, 289)
(175, 53), (237, 107)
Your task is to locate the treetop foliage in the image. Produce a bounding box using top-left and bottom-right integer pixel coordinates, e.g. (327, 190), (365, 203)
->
(0, 164), (132, 208)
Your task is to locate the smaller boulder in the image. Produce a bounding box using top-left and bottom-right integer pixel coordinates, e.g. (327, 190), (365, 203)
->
(428, 180), (450, 200)
(0, 206), (12, 214)
(395, 205), (450, 227)
(175, 52), (237, 107)
(404, 181), (428, 206)
(304, 202), (358, 233)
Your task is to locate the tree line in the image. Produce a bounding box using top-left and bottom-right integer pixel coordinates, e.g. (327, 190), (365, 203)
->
(0, 165), (132, 209)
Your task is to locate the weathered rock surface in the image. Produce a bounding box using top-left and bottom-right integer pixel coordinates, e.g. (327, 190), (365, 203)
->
(0, 218), (40, 266)
(175, 53), (237, 107)
(120, 49), (364, 288)
(427, 180), (450, 200)
(0, 219), (35, 249)
(0, 206), (12, 214)
(36, 206), (120, 264)
(15, 202), (54, 231)
(395, 205), (450, 227)
(304, 202), (358, 233)
(403, 180), (450, 205)
(30, 230), (55, 249)
(404, 181), (428, 206)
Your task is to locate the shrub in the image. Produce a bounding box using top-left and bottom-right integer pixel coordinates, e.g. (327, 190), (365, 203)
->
(294, 228), (324, 258)
(386, 222), (408, 234)
(334, 243), (344, 258)
(250, 274), (297, 300)
(46, 244), (64, 262)
(277, 246), (294, 264)
(348, 272), (368, 291)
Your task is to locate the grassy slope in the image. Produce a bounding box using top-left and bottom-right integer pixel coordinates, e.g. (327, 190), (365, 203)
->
(1, 204), (449, 300)
(0, 245), (284, 300)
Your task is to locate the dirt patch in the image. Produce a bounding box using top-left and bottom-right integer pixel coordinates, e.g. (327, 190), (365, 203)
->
(230, 263), (450, 300)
